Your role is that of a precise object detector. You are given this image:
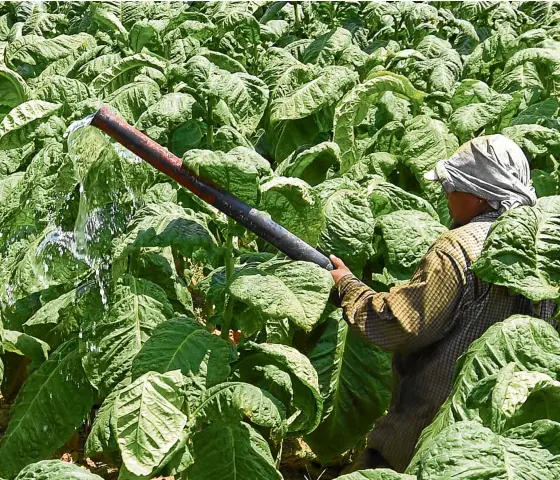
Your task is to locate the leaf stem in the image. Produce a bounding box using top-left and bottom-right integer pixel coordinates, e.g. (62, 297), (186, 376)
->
(221, 218), (236, 341)
(206, 95), (214, 149)
(293, 2), (300, 34)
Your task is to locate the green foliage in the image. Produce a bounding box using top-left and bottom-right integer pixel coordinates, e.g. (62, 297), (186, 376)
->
(472, 196), (560, 301)
(14, 460), (103, 480)
(0, 2), (558, 479)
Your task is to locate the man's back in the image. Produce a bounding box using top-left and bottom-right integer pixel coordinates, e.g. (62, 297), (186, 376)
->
(338, 212), (557, 471)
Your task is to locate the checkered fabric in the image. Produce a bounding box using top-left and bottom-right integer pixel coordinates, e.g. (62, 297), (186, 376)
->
(337, 212), (558, 472)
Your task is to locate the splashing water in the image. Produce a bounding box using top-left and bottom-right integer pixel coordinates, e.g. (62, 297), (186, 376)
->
(53, 114), (151, 306)
(35, 228), (108, 306)
(64, 114), (94, 141)
(114, 143), (143, 164)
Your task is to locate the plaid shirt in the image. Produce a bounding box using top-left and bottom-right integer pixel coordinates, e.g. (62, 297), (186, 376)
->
(337, 212), (557, 472)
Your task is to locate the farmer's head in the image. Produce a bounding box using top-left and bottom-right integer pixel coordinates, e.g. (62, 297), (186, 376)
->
(424, 134), (536, 225)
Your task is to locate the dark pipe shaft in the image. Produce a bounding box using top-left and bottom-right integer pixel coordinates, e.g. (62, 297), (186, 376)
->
(91, 106), (333, 270)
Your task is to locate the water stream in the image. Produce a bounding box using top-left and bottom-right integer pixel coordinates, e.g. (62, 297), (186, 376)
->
(31, 114), (148, 308)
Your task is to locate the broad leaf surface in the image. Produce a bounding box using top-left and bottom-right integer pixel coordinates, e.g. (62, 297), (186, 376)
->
(115, 370), (187, 476)
(234, 342), (323, 435)
(14, 460), (103, 480)
(82, 275), (175, 395)
(187, 422), (282, 480)
(113, 202), (218, 263)
(415, 316), (560, 455)
(305, 312), (392, 461)
(132, 317), (234, 408)
(260, 176), (324, 247)
(472, 196), (560, 302)
(0, 340), (96, 478)
(228, 259), (333, 334)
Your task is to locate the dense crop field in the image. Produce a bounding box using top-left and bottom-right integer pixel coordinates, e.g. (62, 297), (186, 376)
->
(0, 1), (559, 479)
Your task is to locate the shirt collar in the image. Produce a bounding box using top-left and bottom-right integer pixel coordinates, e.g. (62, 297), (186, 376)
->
(470, 211), (500, 223)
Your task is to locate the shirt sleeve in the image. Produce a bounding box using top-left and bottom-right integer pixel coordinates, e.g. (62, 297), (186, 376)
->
(337, 246), (465, 354)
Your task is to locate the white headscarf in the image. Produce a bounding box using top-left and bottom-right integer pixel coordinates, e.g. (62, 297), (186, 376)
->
(424, 134), (537, 213)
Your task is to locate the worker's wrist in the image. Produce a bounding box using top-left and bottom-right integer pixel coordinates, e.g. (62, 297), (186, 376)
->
(337, 274), (362, 298)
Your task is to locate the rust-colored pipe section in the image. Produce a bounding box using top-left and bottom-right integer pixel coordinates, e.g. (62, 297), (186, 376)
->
(91, 106), (333, 270)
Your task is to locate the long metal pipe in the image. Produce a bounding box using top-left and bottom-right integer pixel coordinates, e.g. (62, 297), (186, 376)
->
(91, 106), (333, 270)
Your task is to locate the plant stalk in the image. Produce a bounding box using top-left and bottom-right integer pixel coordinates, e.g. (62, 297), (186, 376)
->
(293, 2), (300, 34)
(221, 218), (236, 341)
(206, 95), (214, 149)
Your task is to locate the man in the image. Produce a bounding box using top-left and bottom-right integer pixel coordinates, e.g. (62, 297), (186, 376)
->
(329, 134), (557, 473)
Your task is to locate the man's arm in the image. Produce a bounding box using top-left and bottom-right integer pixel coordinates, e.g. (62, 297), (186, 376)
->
(331, 247), (465, 353)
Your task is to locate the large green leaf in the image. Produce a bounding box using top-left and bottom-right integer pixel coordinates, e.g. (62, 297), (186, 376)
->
(85, 379), (127, 457)
(186, 422), (282, 480)
(73, 52), (123, 83)
(82, 275), (175, 395)
(504, 47), (560, 75)
(266, 112), (330, 162)
(471, 196), (560, 302)
(399, 114), (458, 223)
(334, 71), (425, 172)
(493, 61), (543, 95)
(261, 46), (302, 91)
(415, 316), (560, 455)
(0, 340), (96, 478)
(21, 11), (67, 37)
(0, 66), (28, 108)
(338, 470), (415, 480)
(0, 227), (89, 330)
(415, 36), (462, 93)
(343, 153), (399, 182)
(30, 75), (90, 117)
(183, 149), (265, 206)
(0, 100), (61, 149)
(135, 92), (199, 145)
(233, 342), (322, 435)
(184, 55), (269, 136)
(275, 142), (340, 187)
(228, 259), (333, 334)
(105, 80), (161, 124)
(408, 420), (560, 479)
(302, 27), (352, 66)
(5, 33), (96, 77)
(90, 2), (128, 43)
(532, 167), (560, 198)
(130, 247), (193, 314)
(511, 98), (559, 127)
(260, 176), (324, 247)
(215, 71), (269, 136)
(3, 329), (49, 369)
(467, 363), (560, 434)
(91, 53), (166, 95)
(305, 311), (392, 461)
(400, 114), (458, 183)
(374, 210), (447, 280)
(14, 460), (103, 480)
(449, 80), (513, 141)
(0, 172), (24, 204)
(132, 317), (234, 408)
(317, 185), (376, 276)
(0, 142), (34, 176)
(365, 178), (438, 220)
(23, 281), (103, 348)
(194, 381), (286, 435)
(502, 124), (560, 160)
(115, 370), (188, 476)
(270, 64), (358, 126)
(0, 141), (70, 246)
(113, 202), (218, 264)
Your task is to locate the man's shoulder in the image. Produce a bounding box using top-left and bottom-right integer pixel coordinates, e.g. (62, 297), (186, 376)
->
(434, 212), (499, 265)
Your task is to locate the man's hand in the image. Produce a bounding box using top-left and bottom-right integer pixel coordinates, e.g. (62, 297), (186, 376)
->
(329, 255), (353, 285)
